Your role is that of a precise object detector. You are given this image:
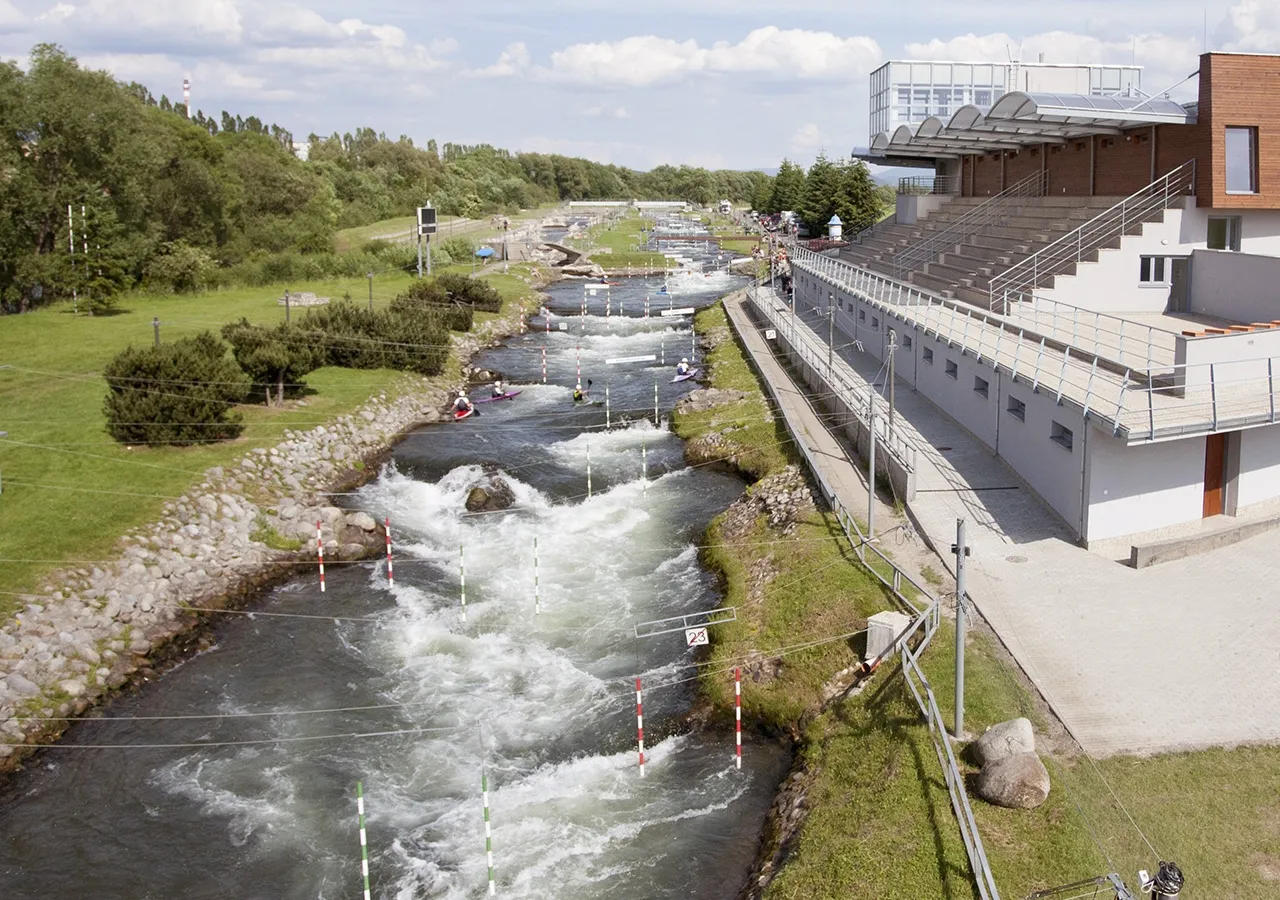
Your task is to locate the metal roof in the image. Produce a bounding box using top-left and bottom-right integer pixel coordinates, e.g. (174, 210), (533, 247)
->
(865, 91), (1195, 160)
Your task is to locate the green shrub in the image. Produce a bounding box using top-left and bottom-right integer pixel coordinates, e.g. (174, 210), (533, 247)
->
(390, 280), (475, 331)
(102, 332), (249, 445)
(440, 235), (474, 262)
(296, 301), (450, 375)
(221, 319), (326, 405)
(144, 240), (216, 293)
(434, 272), (502, 312)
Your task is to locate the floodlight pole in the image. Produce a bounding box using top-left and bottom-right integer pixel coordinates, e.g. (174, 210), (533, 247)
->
(417, 233), (423, 279)
(952, 518), (970, 738)
(367, 272), (374, 312)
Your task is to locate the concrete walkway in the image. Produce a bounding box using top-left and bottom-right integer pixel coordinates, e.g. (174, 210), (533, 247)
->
(729, 290), (1280, 758)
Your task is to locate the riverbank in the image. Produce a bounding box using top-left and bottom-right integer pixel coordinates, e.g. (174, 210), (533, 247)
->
(0, 266), (552, 774)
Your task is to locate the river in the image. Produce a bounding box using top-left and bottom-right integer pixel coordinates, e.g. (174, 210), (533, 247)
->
(0, 233), (790, 898)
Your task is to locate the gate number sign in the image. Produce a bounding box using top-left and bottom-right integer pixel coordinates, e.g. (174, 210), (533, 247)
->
(685, 627), (709, 647)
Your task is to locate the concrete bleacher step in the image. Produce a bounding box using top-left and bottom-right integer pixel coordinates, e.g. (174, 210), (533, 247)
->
(924, 260), (981, 287)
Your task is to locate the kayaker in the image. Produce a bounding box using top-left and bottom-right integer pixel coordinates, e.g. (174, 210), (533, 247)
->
(676, 358), (690, 377)
(453, 393), (474, 415)
(492, 379), (505, 398)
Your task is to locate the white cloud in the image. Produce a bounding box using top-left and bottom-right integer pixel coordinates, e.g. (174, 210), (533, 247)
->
(581, 105), (630, 119)
(526, 26), (882, 88)
(0, 0), (24, 27)
(790, 122), (827, 155)
(904, 29), (1202, 99)
(469, 41), (530, 78)
(1221, 0), (1280, 51)
(46, 0), (244, 43)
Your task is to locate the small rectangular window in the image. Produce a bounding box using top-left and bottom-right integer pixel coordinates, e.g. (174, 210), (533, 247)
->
(945, 359), (958, 379)
(1051, 421), (1074, 451)
(903, 334), (913, 350)
(1007, 396), (1026, 421)
(1207, 217), (1242, 251)
(871, 316), (879, 329)
(858, 309), (866, 322)
(923, 347), (934, 363)
(1225, 126), (1258, 194)
(974, 376), (989, 398)
(1139, 256), (1169, 284)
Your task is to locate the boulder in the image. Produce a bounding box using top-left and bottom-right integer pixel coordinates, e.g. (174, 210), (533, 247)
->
(346, 511), (378, 532)
(676, 388), (748, 414)
(465, 476), (516, 513)
(5, 673), (40, 698)
(972, 717), (1035, 766)
(975, 752), (1051, 810)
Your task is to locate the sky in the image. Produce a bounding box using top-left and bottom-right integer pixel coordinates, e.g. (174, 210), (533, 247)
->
(0, 0), (1277, 175)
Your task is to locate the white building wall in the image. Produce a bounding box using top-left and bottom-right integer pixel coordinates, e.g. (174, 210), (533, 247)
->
(998, 379), (1088, 533)
(1029, 200), (1280, 314)
(1188, 249), (1280, 323)
(1084, 430), (1206, 542)
(1237, 424), (1280, 508)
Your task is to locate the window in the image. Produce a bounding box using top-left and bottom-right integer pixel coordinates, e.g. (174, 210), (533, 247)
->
(903, 334), (913, 350)
(945, 359), (958, 379)
(1139, 256), (1169, 284)
(1051, 421), (1074, 451)
(858, 309), (866, 322)
(974, 376), (989, 398)
(1007, 396), (1026, 421)
(1207, 216), (1242, 252)
(923, 347), (934, 364)
(1225, 126), (1258, 194)
(871, 316), (879, 329)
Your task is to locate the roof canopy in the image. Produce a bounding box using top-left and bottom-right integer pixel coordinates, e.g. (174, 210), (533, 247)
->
(864, 91), (1194, 161)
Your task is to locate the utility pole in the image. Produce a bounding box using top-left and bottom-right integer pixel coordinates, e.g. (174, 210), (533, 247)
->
(827, 295), (835, 375)
(417, 232), (424, 279)
(153, 316), (161, 348)
(367, 272), (374, 312)
(426, 236), (432, 275)
(868, 392), (877, 539)
(887, 328), (898, 432)
(284, 290), (291, 324)
(952, 518), (970, 737)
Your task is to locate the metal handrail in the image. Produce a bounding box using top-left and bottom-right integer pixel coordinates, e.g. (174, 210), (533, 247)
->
(898, 175), (961, 195)
(892, 171), (1048, 279)
(989, 160), (1196, 311)
(789, 247), (1280, 441)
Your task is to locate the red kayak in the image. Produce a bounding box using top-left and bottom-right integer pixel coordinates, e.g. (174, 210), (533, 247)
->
(474, 390), (523, 404)
(454, 407), (474, 420)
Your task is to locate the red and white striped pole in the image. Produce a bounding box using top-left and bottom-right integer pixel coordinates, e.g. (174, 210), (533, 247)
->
(541, 347), (547, 384)
(576, 346), (581, 383)
(519, 309), (526, 334)
(316, 521), (326, 593)
(384, 518), (394, 588)
(734, 667), (742, 770)
(635, 677), (646, 776)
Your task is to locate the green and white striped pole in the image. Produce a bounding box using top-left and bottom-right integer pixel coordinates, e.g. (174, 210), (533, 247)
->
(533, 535), (541, 615)
(482, 771), (496, 895)
(460, 545), (467, 622)
(356, 781), (371, 900)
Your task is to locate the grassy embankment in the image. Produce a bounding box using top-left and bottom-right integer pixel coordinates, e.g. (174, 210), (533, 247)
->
(0, 267), (545, 611)
(678, 301), (1280, 899)
(571, 213), (669, 269)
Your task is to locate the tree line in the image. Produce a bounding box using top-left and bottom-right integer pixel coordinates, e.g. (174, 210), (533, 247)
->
(756, 155), (896, 237)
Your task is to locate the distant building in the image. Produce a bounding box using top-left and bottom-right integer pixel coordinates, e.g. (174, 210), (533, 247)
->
(292, 141), (311, 161)
(719, 199), (733, 214)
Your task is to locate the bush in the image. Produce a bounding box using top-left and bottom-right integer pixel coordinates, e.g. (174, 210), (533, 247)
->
(435, 272), (502, 312)
(103, 332), (249, 445)
(296, 301), (450, 375)
(221, 319), (326, 405)
(439, 235), (474, 262)
(390, 280), (476, 332)
(144, 240), (216, 293)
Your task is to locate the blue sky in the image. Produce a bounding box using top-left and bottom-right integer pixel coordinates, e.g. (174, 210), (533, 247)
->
(0, 0), (1273, 173)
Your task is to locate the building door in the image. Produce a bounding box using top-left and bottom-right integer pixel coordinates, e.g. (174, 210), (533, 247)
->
(1169, 257), (1190, 313)
(1203, 432), (1226, 517)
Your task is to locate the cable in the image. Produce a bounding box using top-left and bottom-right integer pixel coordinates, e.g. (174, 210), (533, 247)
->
(10, 698), (434, 723)
(0, 725), (458, 751)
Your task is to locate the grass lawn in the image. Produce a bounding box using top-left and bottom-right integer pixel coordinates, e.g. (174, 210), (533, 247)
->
(718, 238), (761, 255)
(683, 296), (1280, 899)
(0, 266), (543, 610)
(585, 213), (669, 268)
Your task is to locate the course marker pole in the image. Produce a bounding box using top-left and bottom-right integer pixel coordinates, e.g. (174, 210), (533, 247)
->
(586, 441), (592, 498)
(735, 667), (742, 770)
(641, 435), (647, 498)
(636, 677), (646, 776)
(460, 545), (467, 622)
(317, 522), (326, 593)
(482, 771), (495, 895)
(541, 347), (547, 384)
(654, 380), (659, 424)
(384, 518), (394, 588)
(605, 383), (611, 429)
(533, 535), (541, 615)
(356, 781), (372, 900)
(576, 346), (581, 383)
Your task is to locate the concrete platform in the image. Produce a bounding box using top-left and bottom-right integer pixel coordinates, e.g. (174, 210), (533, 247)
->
(731, 288), (1280, 758)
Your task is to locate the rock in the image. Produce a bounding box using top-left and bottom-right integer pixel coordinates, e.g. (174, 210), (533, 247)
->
(972, 717), (1035, 766)
(197, 496), (218, 517)
(465, 476), (516, 513)
(975, 752), (1051, 810)
(676, 388), (748, 414)
(5, 673), (39, 698)
(337, 543), (368, 561)
(346, 512), (378, 532)
(59, 679), (86, 698)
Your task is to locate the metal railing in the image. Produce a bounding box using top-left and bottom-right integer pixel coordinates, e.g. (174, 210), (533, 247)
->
(892, 171), (1048, 280)
(736, 285), (997, 900)
(747, 290), (918, 470)
(790, 247), (1280, 441)
(989, 160), (1196, 312)
(1002, 295), (1176, 371)
(848, 212), (897, 247)
(898, 174), (961, 195)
